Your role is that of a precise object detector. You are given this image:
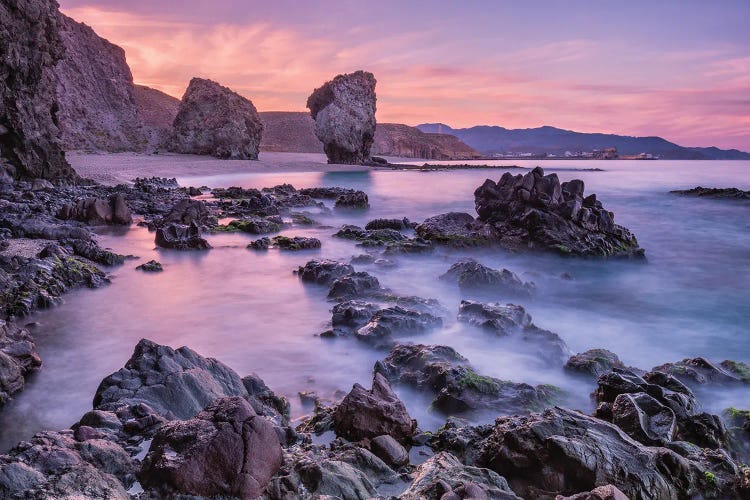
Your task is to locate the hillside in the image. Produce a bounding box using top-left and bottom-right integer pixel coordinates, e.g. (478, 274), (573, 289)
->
(132, 85), (180, 149)
(259, 111), (324, 153)
(417, 123), (750, 160)
(373, 123), (481, 160)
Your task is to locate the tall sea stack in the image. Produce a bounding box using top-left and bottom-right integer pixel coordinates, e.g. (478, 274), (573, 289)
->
(307, 70), (377, 164)
(0, 0), (77, 181)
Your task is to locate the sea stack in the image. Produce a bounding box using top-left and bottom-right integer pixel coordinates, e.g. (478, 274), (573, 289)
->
(306, 70), (377, 164)
(0, 0), (78, 181)
(169, 77), (263, 160)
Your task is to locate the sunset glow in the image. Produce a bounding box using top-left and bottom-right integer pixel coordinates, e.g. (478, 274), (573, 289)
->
(60, 0), (750, 151)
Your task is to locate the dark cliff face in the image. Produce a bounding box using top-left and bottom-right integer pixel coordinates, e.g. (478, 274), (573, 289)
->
(0, 0), (78, 181)
(49, 13), (148, 153)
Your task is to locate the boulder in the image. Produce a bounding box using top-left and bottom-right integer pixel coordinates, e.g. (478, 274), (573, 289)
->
(473, 168), (643, 257)
(365, 218), (411, 231)
(564, 349), (626, 378)
(57, 194), (132, 225)
(0, 0), (78, 181)
(327, 271), (383, 300)
(297, 259), (354, 285)
(333, 373), (416, 443)
(170, 77), (263, 159)
(139, 397), (282, 499)
(440, 259), (535, 297)
(135, 260), (163, 272)
(155, 222), (211, 250)
(478, 406), (745, 499)
(161, 198), (213, 227)
(355, 306), (443, 345)
(307, 71), (377, 164)
(415, 212), (496, 247)
(400, 452), (520, 500)
(335, 190), (369, 209)
(370, 434), (409, 468)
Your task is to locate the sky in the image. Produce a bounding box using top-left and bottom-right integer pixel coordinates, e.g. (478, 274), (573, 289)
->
(58, 0), (750, 151)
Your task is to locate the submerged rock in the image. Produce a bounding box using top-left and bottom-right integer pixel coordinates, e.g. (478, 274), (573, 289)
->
(170, 77), (263, 159)
(270, 235), (321, 251)
(415, 212), (496, 247)
(355, 306), (443, 345)
(440, 259), (535, 297)
(307, 71), (377, 164)
(154, 222), (211, 250)
(327, 271), (384, 300)
(564, 349), (627, 378)
(671, 186), (750, 200)
(366, 218), (411, 231)
(139, 397), (282, 499)
(297, 259), (355, 285)
(214, 215), (282, 234)
(333, 373), (416, 443)
(474, 168), (643, 257)
(135, 260), (163, 272)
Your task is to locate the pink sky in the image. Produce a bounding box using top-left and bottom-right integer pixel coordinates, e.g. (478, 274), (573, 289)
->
(59, 1), (750, 151)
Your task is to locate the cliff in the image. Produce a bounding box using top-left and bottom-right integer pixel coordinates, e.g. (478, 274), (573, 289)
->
(50, 14), (148, 152)
(259, 112), (323, 153)
(373, 123), (481, 160)
(133, 85), (180, 150)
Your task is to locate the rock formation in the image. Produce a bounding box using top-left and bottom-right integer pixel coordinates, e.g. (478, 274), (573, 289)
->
(49, 14), (148, 152)
(306, 71), (377, 164)
(169, 77), (263, 159)
(0, 0), (77, 181)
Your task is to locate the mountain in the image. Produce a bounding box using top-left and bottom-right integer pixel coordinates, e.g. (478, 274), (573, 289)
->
(417, 123), (750, 160)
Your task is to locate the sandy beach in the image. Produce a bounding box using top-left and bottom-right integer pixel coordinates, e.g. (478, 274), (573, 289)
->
(68, 151), (378, 185)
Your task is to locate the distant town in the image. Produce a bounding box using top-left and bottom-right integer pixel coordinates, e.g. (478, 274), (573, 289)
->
(490, 147), (657, 160)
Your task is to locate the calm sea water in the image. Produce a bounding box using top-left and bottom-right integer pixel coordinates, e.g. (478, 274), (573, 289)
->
(1, 159), (749, 450)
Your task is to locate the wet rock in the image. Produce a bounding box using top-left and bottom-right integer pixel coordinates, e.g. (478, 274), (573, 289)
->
(67, 239), (125, 266)
(0, 0), (78, 182)
(154, 222), (211, 250)
(651, 357), (749, 387)
(135, 260), (162, 272)
(478, 406), (745, 499)
(400, 452), (520, 500)
(564, 349), (626, 378)
(335, 190), (369, 209)
(611, 392), (676, 445)
(307, 70), (377, 164)
(555, 485), (629, 500)
(0, 321), (41, 404)
(474, 168), (644, 257)
(170, 77), (263, 159)
(57, 194), (132, 225)
(375, 344), (561, 416)
(247, 237), (270, 250)
(370, 434), (409, 467)
(366, 218), (411, 230)
(335, 224), (408, 246)
(457, 300), (570, 364)
(298, 186), (353, 199)
(671, 186), (750, 200)
(160, 198), (213, 227)
(333, 373), (416, 443)
(270, 235), (321, 251)
(331, 300), (381, 333)
(355, 306), (442, 345)
(440, 259), (535, 297)
(133, 176), (179, 192)
(327, 271), (384, 300)
(139, 397), (282, 498)
(214, 215), (282, 234)
(415, 212), (496, 247)
(723, 408), (750, 463)
(297, 259), (355, 285)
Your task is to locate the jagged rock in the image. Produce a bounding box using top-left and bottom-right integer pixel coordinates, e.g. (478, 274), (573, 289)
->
(307, 71), (377, 164)
(0, 320), (41, 403)
(170, 77), (263, 159)
(139, 397), (281, 499)
(57, 194), (132, 225)
(269, 235), (321, 250)
(50, 13), (148, 152)
(611, 392), (676, 445)
(154, 222), (211, 250)
(0, 0), (78, 181)
(335, 190), (369, 209)
(457, 300), (570, 364)
(565, 349), (627, 378)
(671, 186), (750, 200)
(474, 168), (643, 257)
(415, 212), (496, 247)
(355, 306), (442, 344)
(133, 176), (179, 192)
(247, 237), (270, 250)
(135, 260), (162, 272)
(375, 344), (560, 416)
(652, 357), (750, 387)
(161, 198), (213, 227)
(333, 373), (416, 443)
(555, 485), (629, 500)
(400, 452), (520, 500)
(335, 224), (408, 245)
(297, 259), (355, 285)
(327, 271), (383, 300)
(365, 218), (411, 231)
(478, 406), (745, 498)
(440, 259), (535, 297)
(331, 300), (381, 333)
(214, 215), (281, 234)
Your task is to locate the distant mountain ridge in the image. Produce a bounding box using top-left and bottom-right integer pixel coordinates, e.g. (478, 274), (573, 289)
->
(417, 123), (750, 160)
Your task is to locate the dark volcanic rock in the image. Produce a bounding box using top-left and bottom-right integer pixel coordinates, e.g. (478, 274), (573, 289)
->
(170, 77), (263, 159)
(333, 373), (416, 443)
(155, 222), (211, 250)
(135, 260), (162, 272)
(440, 259), (535, 297)
(611, 392), (676, 445)
(0, 0), (78, 181)
(457, 300), (570, 364)
(0, 320), (41, 404)
(327, 271), (383, 300)
(57, 194), (132, 225)
(671, 186), (750, 200)
(416, 212), (496, 247)
(214, 215), (281, 234)
(161, 198), (214, 227)
(474, 168), (643, 257)
(139, 396), (282, 499)
(478, 406), (745, 499)
(354, 306), (443, 344)
(365, 217), (411, 231)
(651, 357), (750, 387)
(564, 349), (626, 378)
(335, 189), (369, 209)
(369, 434), (408, 468)
(297, 259), (355, 285)
(375, 344), (560, 416)
(269, 235), (321, 251)
(307, 71), (377, 164)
